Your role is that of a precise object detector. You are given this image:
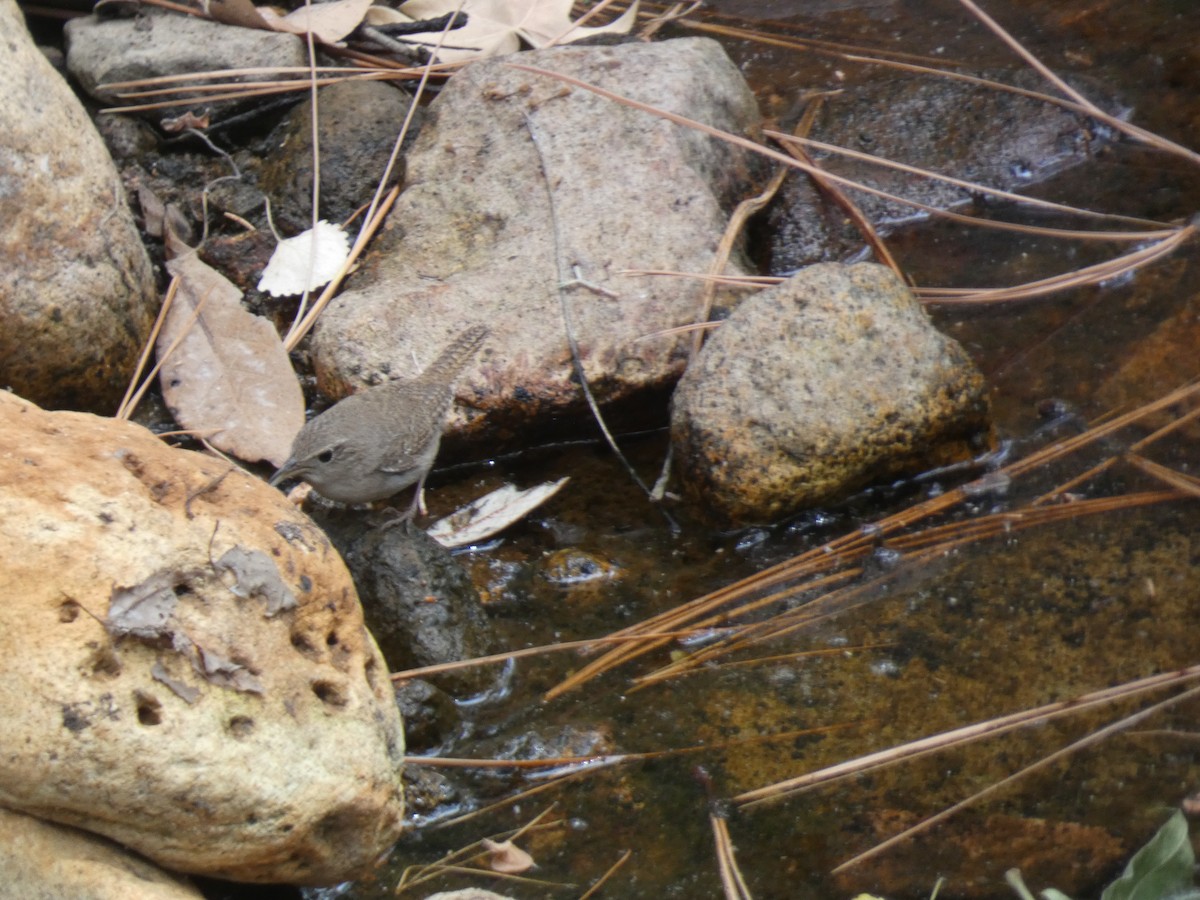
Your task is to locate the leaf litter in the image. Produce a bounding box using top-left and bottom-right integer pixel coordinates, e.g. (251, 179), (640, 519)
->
(366, 0), (640, 63)
(158, 227), (304, 467)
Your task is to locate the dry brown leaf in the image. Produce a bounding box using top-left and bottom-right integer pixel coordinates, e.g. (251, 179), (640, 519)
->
(206, 0), (374, 44)
(204, 0), (272, 30)
(369, 0), (640, 62)
(159, 230), (304, 467)
(480, 838), (535, 874)
(258, 0), (376, 43)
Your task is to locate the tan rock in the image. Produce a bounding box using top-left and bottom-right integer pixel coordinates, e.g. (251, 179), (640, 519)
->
(0, 807), (203, 900)
(671, 263), (991, 524)
(0, 392), (405, 885)
(0, 0), (157, 412)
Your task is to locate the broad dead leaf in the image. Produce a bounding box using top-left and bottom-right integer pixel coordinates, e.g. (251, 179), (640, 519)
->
(369, 0), (640, 62)
(427, 478), (570, 548)
(159, 229), (305, 467)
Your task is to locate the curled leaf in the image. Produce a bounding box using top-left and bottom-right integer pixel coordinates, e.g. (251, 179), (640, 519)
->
(480, 838), (535, 874)
(427, 478), (569, 548)
(371, 0), (640, 63)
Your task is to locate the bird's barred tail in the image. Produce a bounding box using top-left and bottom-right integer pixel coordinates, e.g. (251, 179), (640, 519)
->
(421, 324), (489, 386)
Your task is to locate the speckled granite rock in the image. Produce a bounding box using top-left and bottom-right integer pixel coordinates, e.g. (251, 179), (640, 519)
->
(310, 37), (763, 447)
(0, 0), (157, 412)
(671, 262), (991, 524)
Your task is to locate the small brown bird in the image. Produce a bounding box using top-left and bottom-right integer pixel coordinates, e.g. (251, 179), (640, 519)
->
(270, 325), (488, 517)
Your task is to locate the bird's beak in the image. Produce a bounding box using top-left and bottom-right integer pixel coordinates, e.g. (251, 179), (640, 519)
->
(269, 458), (298, 489)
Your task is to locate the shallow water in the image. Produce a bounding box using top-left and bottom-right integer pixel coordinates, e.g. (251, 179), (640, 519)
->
(347, 2), (1200, 898)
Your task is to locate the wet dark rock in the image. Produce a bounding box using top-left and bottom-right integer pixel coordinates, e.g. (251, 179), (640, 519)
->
(762, 70), (1125, 272)
(394, 678), (462, 753)
(671, 262), (991, 525)
(1, 0), (157, 412)
(541, 548), (620, 585)
(65, 10), (306, 121)
(400, 764), (464, 820)
(310, 37), (764, 448)
(347, 525), (499, 697)
(259, 79), (419, 233)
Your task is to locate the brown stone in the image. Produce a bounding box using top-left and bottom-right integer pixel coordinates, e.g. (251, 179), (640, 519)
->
(671, 263), (991, 524)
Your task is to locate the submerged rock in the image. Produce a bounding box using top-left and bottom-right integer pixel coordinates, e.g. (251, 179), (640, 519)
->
(311, 36), (764, 446)
(347, 525), (499, 698)
(763, 69), (1125, 272)
(1, 0), (157, 412)
(0, 391), (404, 885)
(670, 262), (990, 525)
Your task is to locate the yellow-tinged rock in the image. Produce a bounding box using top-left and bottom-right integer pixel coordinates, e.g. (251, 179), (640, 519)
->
(0, 392), (405, 885)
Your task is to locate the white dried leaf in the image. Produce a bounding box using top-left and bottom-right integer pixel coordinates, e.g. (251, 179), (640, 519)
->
(207, 0), (374, 44)
(257, 220), (351, 297)
(427, 478), (569, 548)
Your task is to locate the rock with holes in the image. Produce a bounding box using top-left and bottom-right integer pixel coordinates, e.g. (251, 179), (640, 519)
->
(0, 391), (404, 885)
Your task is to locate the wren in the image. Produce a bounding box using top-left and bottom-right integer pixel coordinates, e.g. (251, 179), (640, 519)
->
(270, 324), (488, 516)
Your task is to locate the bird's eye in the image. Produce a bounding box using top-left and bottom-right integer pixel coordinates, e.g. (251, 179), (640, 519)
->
(317, 449), (335, 463)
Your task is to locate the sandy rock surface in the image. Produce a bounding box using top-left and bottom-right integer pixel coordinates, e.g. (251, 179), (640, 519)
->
(0, 807), (204, 900)
(0, 391), (405, 885)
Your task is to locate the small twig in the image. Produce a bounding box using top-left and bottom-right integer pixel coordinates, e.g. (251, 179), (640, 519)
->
(578, 849), (632, 900)
(522, 111), (679, 530)
(184, 468), (234, 518)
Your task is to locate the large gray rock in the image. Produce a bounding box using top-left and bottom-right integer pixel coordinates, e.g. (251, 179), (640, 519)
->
(65, 10), (306, 116)
(0, 0), (157, 412)
(671, 263), (991, 524)
(0, 391), (405, 885)
(311, 37), (763, 446)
